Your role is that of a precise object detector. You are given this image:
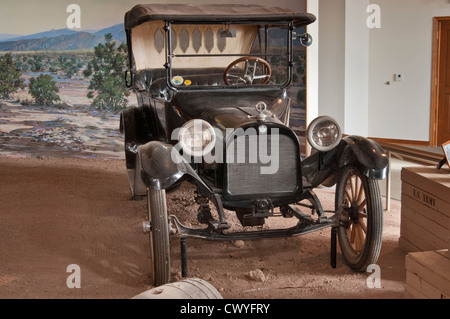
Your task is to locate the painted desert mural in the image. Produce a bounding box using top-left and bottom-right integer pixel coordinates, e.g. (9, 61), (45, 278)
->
(0, 2), (307, 160)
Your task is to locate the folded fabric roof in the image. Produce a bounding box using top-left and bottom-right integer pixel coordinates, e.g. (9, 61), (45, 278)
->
(124, 4), (316, 29)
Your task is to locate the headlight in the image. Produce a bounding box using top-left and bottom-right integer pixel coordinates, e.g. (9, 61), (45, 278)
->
(307, 116), (342, 152)
(178, 119), (216, 157)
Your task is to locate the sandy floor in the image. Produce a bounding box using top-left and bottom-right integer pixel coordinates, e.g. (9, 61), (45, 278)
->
(0, 156), (407, 299)
(0, 82), (408, 300)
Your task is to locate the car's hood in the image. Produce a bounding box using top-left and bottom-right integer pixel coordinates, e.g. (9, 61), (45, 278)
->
(172, 89), (291, 130)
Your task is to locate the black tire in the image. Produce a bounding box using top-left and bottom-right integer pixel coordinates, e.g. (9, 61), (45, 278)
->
(147, 187), (171, 286)
(335, 165), (383, 272)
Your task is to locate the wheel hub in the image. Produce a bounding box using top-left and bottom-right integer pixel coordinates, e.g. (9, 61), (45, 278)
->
(349, 203), (360, 224)
(340, 201), (359, 227)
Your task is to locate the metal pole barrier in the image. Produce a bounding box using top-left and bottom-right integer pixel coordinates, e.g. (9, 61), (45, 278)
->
(385, 151), (391, 211)
(180, 237), (188, 278)
(330, 227), (337, 268)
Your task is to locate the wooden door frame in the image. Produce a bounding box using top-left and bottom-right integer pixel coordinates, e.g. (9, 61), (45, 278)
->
(430, 17), (450, 146)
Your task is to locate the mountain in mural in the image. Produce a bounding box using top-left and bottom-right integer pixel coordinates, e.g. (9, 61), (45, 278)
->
(1, 28), (79, 42)
(0, 24), (125, 51)
(0, 34), (24, 41)
(92, 24), (126, 42)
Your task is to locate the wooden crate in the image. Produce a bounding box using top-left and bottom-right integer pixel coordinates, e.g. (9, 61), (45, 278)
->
(405, 250), (449, 299)
(400, 166), (450, 252)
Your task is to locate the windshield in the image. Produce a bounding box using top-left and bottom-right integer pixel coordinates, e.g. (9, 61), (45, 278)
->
(131, 20), (305, 90)
(168, 22), (291, 88)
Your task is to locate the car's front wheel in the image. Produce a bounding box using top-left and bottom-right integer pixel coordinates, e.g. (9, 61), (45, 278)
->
(335, 165), (383, 272)
(147, 187), (171, 286)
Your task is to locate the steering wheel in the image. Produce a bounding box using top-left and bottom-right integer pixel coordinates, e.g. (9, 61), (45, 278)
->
(223, 56), (272, 85)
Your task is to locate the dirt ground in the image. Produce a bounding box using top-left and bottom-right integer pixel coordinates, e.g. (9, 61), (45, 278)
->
(0, 156), (407, 299)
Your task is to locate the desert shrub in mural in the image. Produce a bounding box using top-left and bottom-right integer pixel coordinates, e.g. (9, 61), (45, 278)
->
(28, 74), (61, 105)
(10, 52), (92, 78)
(83, 33), (129, 112)
(0, 50), (125, 159)
(0, 22), (132, 159)
(0, 53), (25, 99)
(58, 55), (83, 79)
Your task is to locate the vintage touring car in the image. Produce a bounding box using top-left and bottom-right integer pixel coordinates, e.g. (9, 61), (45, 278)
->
(120, 4), (389, 286)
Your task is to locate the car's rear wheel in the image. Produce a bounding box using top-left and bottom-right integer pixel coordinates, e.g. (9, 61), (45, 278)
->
(147, 187), (171, 286)
(335, 165), (383, 272)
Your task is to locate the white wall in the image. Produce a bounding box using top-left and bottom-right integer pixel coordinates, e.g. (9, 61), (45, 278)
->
(307, 0), (320, 127)
(317, 0), (450, 142)
(318, 0), (345, 126)
(368, 0), (450, 142)
(344, 0), (369, 136)
(317, 0), (369, 136)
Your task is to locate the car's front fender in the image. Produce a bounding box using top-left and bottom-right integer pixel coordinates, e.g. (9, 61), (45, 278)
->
(302, 136), (389, 188)
(338, 136), (389, 179)
(138, 141), (212, 193)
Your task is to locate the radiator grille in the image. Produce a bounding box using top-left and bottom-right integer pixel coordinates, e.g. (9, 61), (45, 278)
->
(226, 132), (298, 196)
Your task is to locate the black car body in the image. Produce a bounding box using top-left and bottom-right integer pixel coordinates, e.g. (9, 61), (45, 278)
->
(120, 4), (389, 286)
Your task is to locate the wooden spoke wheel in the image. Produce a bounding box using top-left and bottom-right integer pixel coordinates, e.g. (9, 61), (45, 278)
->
(335, 165), (383, 271)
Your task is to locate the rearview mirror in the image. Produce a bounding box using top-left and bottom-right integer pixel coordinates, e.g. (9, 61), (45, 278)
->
(219, 28), (236, 38)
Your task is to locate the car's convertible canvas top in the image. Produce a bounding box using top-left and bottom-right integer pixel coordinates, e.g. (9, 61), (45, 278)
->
(124, 4), (316, 29)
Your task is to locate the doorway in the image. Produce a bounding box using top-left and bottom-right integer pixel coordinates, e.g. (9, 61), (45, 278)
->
(431, 17), (450, 146)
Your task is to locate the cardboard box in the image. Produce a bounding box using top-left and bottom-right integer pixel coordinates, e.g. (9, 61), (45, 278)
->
(405, 250), (450, 299)
(400, 166), (450, 253)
